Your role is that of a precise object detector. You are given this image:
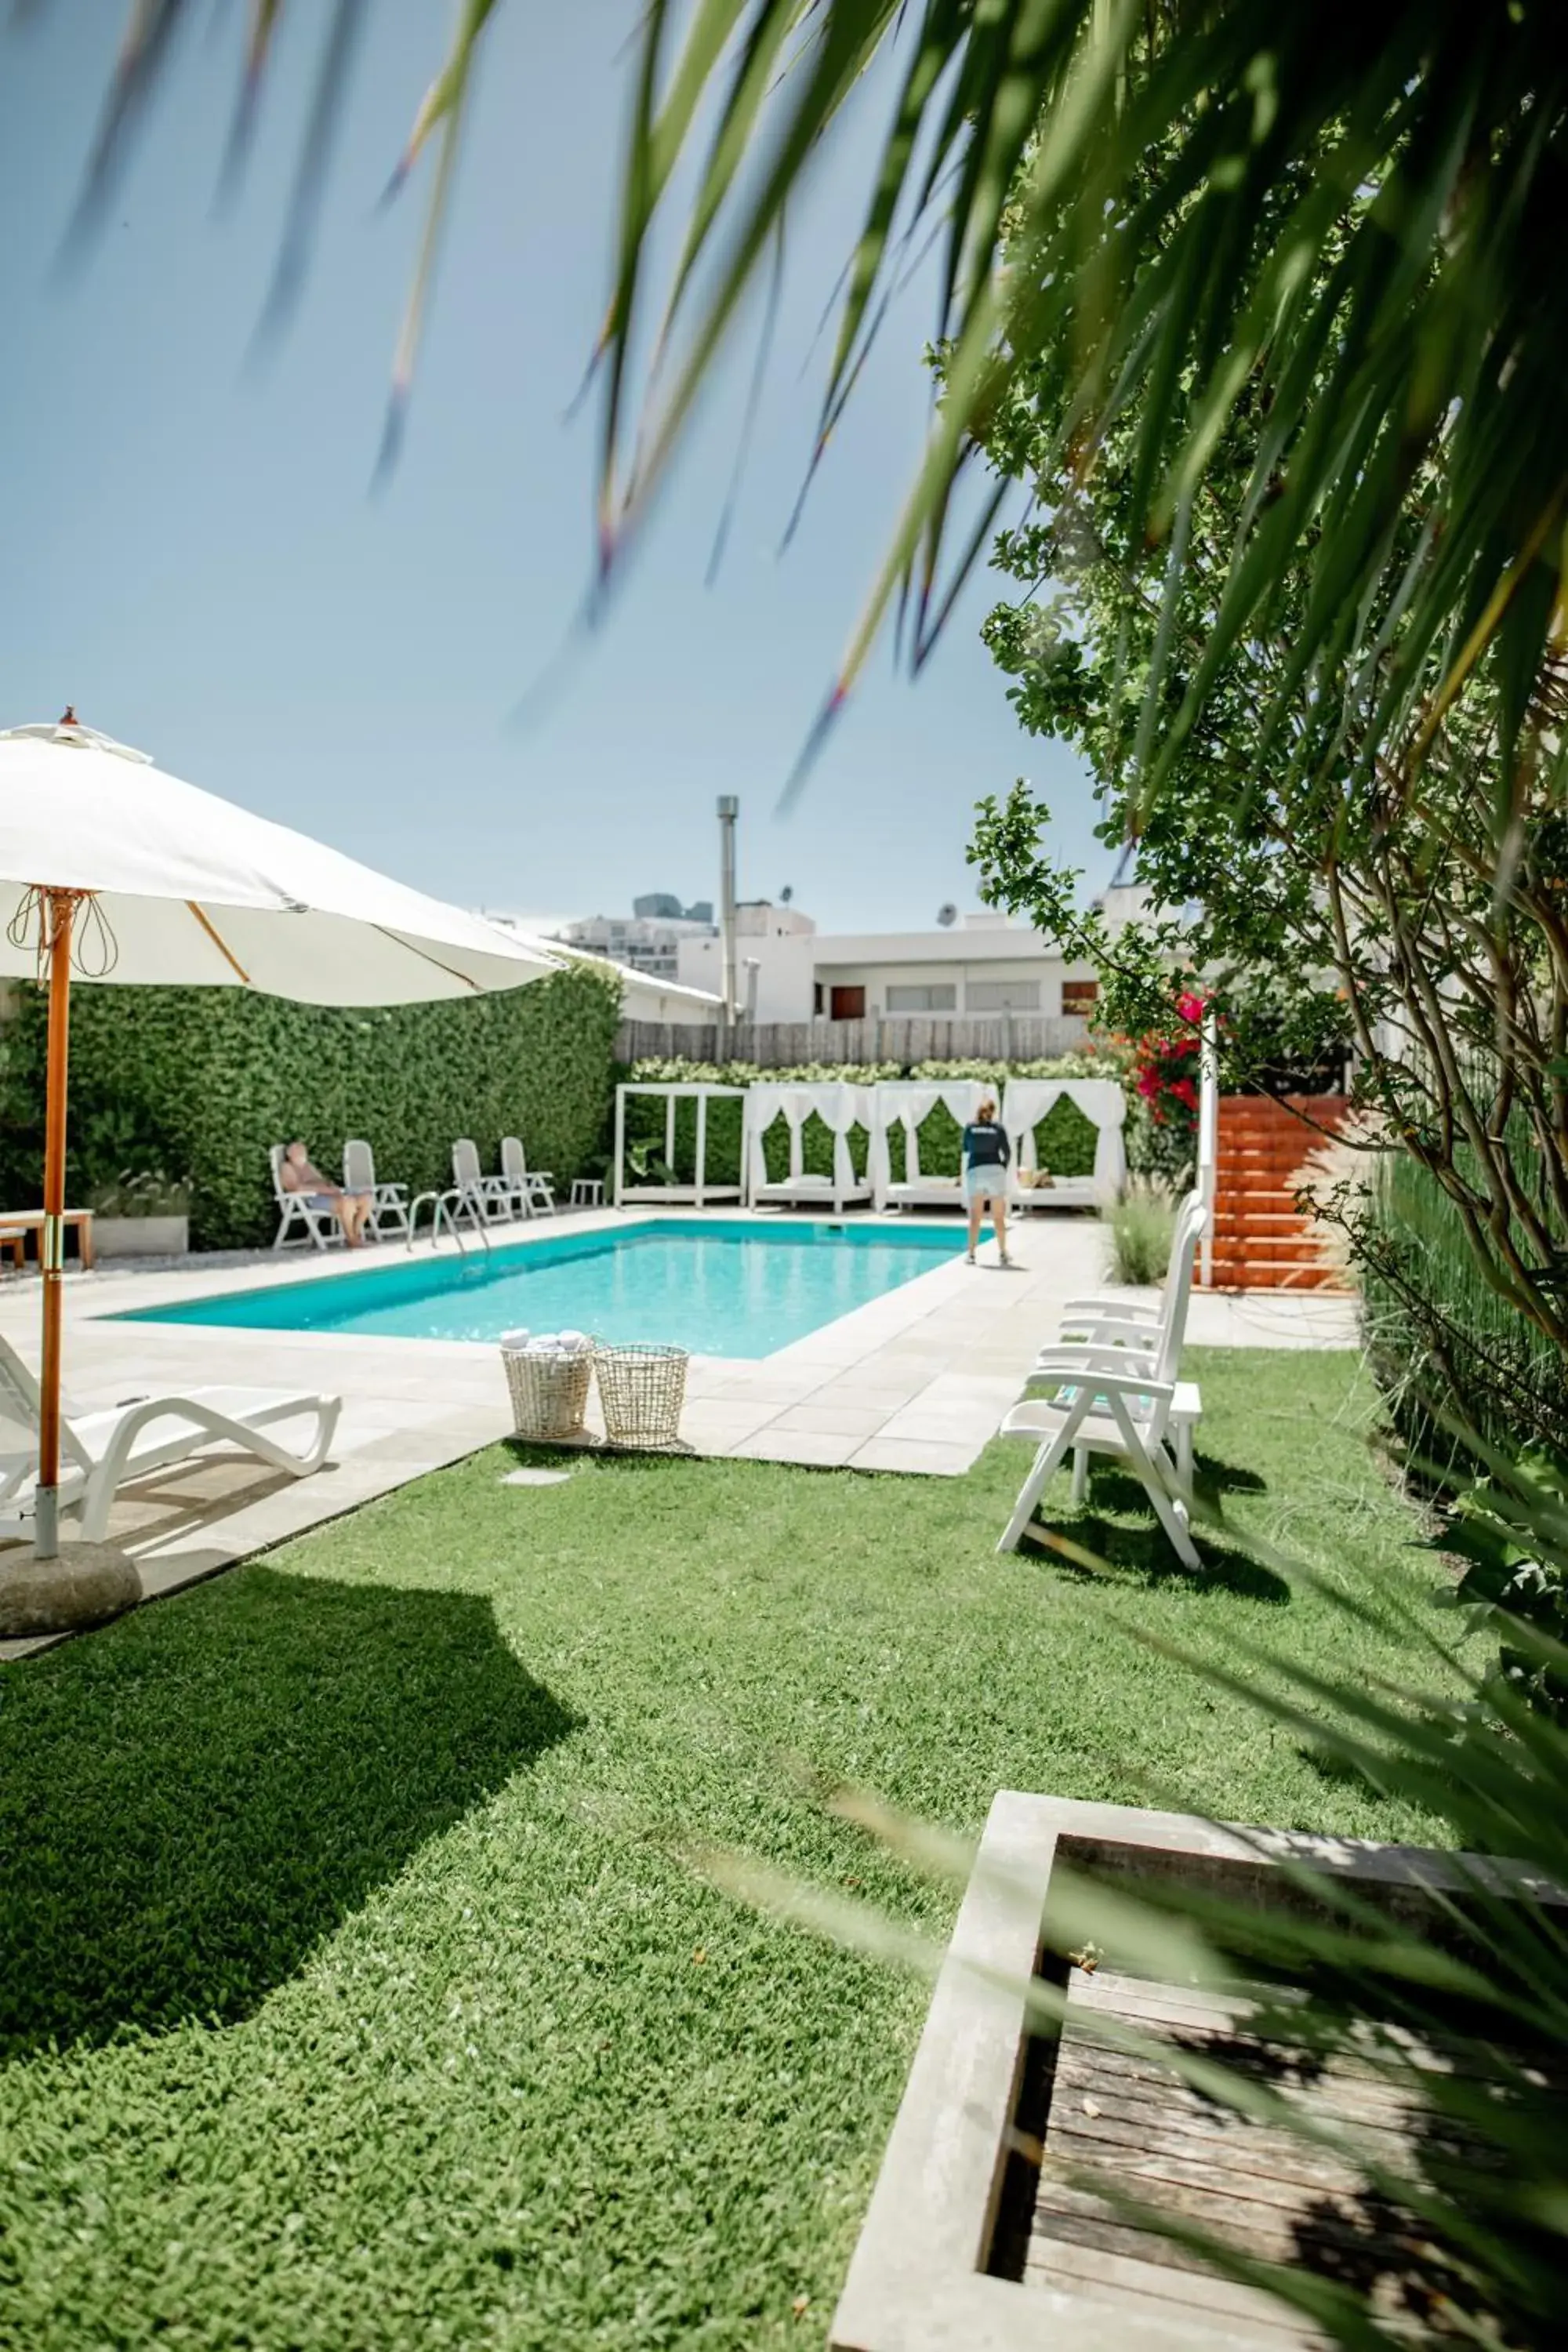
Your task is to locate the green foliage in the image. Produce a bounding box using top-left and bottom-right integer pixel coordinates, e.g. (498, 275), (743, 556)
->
(85, 1171), (192, 1219)
(0, 1350), (1448, 2350)
(1447, 1464), (1568, 1726)
(83, 10), (1568, 807)
(1358, 1126), (1568, 1468)
(968, 157), (1568, 1370)
(1102, 1179), (1178, 1287)
(0, 965), (621, 1248)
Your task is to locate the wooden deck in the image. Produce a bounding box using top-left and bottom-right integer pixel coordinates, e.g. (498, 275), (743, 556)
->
(1021, 1968), (1497, 2344)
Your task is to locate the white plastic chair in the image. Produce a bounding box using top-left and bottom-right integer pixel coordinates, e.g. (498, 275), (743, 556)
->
(998, 1194), (1207, 1569)
(343, 1139), (411, 1242)
(0, 1334), (341, 1544)
(270, 1144), (343, 1252)
(1049, 1192), (1209, 1356)
(451, 1139), (514, 1226)
(500, 1136), (556, 1215)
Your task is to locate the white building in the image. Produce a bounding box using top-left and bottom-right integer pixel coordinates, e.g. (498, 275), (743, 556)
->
(475, 909), (723, 1026)
(676, 906), (1100, 1025)
(553, 909), (717, 982)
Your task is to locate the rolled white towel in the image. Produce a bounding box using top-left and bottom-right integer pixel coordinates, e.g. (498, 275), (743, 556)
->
(500, 1327), (531, 1352)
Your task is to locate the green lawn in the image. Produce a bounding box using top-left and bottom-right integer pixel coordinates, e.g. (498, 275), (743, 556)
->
(0, 1349), (1454, 2351)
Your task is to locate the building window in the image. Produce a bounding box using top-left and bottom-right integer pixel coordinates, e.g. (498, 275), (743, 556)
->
(813, 983), (825, 1016)
(1062, 979), (1098, 1013)
(967, 981), (1040, 1012)
(886, 984), (958, 1013)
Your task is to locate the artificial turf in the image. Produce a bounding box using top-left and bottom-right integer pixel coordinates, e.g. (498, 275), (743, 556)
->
(0, 1348), (1454, 2350)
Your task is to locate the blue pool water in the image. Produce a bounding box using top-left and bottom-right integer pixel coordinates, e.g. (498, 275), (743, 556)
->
(116, 1218), (966, 1357)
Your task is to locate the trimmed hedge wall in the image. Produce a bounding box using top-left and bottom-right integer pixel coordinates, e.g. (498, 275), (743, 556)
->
(0, 964), (622, 1250)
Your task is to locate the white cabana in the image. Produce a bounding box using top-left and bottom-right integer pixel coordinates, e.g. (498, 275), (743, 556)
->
(744, 1081), (872, 1213)
(868, 1080), (983, 1212)
(612, 1082), (745, 1207)
(1000, 1076), (1127, 1210)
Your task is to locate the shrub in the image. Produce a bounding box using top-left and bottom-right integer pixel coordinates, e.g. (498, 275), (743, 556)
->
(1357, 1122), (1568, 1467)
(1102, 1178), (1177, 1285)
(0, 964), (622, 1250)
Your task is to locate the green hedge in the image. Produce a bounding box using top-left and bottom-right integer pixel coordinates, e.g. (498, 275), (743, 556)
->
(0, 965), (622, 1250)
(1360, 1126), (1568, 1467)
(619, 1064), (1102, 1186)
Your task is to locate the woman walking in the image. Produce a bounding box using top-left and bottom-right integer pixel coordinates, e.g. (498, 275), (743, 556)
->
(961, 1098), (1013, 1266)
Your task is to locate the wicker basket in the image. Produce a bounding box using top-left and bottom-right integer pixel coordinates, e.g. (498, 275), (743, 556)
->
(593, 1340), (688, 1450)
(503, 1344), (593, 1441)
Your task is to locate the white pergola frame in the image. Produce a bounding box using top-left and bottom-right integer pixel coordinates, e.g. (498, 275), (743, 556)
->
(612, 1082), (746, 1208)
(1197, 1007), (1219, 1287)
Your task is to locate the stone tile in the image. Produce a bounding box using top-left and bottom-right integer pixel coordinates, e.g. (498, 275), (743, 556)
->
(848, 1437), (975, 1477)
(729, 1428), (861, 1468)
(762, 1401), (896, 1441)
(675, 1403), (780, 1446)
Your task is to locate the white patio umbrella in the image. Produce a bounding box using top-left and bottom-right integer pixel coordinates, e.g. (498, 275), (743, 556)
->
(0, 710), (559, 1578)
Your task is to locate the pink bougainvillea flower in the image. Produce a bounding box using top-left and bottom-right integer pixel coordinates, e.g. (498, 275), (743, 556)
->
(1176, 991), (1205, 1025)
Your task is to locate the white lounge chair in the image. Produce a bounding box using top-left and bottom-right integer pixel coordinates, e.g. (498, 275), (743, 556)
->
(270, 1143), (344, 1252)
(998, 1195), (1207, 1569)
(500, 1136), (555, 1216)
(0, 1334), (341, 1544)
(343, 1138), (412, 1242)
(451, 1139), (514, 1226)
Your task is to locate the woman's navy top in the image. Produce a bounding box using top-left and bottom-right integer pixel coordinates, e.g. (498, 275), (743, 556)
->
(961, 1121), (1011, 1170)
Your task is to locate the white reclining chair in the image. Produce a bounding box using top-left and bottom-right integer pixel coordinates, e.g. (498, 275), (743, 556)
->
(451, 1139), (515, 1227)
(270, 1144), (344, 1252)
(500, 1136), (555, 1216)
(998, 1192), (1207, 1569)
(343, 1139), (412, 1243)
(0, 1335), (341, 1544)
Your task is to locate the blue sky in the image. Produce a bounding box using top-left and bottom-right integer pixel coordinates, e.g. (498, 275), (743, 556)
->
(0, 4), (1098, 934)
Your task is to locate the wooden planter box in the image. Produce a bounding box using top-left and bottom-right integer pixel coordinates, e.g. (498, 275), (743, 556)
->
(832, 1793), (1564, 2352)
(93, 1214), (188, 1259)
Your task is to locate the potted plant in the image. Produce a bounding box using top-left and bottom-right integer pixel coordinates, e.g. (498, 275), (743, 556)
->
(89, 1171), (191, 1259)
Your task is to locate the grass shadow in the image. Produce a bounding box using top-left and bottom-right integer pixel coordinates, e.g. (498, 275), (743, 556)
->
(0, 1564), (578, 2053)
(1018, 1509), (1292, 1604)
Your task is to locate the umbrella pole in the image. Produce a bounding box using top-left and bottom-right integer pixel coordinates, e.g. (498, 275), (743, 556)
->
(34, 887), (75, 1563)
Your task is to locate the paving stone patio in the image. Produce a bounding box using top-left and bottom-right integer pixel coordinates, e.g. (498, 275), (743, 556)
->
(0, 1206), (1356, 1656)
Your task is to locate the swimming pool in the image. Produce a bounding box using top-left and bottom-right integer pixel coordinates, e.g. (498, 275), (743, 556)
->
(115, 1218), (967, 1357)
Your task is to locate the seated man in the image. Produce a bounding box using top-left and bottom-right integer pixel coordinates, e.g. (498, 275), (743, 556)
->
(280, 1142), (373, 1247)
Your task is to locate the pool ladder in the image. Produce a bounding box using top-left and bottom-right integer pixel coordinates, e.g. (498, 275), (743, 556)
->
(406, 1186), (493, 1262)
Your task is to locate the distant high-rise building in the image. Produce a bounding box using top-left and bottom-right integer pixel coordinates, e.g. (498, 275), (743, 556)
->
(556, 904), (720, 980)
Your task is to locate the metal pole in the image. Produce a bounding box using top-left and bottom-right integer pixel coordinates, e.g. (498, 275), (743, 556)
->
(612, 1084), (626, 1209)
(717, 794), (739, 1043)
(1198, 1006), (1218, 1290)
(694, 1089), (708, 1210)
(36, 888), (77, 1562)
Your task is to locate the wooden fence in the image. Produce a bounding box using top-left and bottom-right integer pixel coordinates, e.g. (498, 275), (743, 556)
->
(615, 1012), (1094, 1068)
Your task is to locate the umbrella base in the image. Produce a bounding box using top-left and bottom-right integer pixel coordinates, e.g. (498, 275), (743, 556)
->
(0, 1543), (142, 1637)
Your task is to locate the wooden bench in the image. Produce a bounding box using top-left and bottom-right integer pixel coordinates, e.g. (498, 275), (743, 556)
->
(0, 1210), (96, 1270)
